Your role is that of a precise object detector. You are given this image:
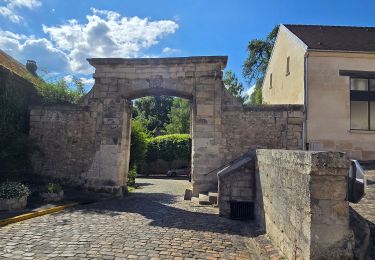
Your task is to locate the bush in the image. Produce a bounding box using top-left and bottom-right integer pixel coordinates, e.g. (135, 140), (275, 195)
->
(43, 183), (62, 194)
(145, 134), (191, 162)
(0, 182), (30, 199)
(127, 167), (137, 187)
(129, 119), (149, 169)
(28, 75), (85, 105)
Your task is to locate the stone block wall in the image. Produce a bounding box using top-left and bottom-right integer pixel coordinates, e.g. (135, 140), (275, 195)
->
(140, 159), (190, 176)
(256, 149), (353, 259)
(218, 152), (255, 218)
(29, 105), (97, 186)
(220, 91), (304, 164)
(28, 57), (305, 196)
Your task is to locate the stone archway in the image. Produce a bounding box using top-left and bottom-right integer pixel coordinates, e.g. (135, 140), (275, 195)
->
(82, 56), (228, 195)
(30, 56), (304, 197)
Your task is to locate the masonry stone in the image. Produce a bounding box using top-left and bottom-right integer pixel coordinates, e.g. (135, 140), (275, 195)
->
(256, 149), (354, 259)
(29, 56), (304, 196)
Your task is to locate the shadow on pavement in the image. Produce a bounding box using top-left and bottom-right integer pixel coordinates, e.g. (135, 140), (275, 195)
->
(69, 192), (254, 236)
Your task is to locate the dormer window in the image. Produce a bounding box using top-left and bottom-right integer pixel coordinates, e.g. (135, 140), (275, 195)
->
(286, 56), (290, 76)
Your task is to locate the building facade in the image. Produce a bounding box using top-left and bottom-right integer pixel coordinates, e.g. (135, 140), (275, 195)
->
(263, 24), (375, 160)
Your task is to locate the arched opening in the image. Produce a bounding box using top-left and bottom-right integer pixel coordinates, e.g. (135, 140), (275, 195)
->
(127, 94), (193, 195)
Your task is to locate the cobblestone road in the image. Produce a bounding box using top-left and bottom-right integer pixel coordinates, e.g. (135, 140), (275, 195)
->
(351, 171), (375, 259)
(0, 177), (252, 259)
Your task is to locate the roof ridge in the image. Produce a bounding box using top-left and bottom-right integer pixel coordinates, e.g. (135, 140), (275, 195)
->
(284, 24), (375, 29)
(0, 49), (27, 69)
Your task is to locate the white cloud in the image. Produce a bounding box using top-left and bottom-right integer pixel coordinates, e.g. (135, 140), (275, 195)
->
(0, 0), (41, 23)
(80, 77), (95, 85)
(0, 8), (179, 77)
(42, 8), (179, 74)
(63, 75), (73, 83)
(8, 0), (41, 9)
(162, 47), (180, 55)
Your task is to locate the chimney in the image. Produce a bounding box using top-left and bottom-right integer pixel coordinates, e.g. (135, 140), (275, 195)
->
(26, 60), (37, 77)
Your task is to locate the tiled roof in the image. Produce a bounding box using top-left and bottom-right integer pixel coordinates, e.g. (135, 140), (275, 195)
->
(0, 49), (29, 77)
(284, 24), (375, 52)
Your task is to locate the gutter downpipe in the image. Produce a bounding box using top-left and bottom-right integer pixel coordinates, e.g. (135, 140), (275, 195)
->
(303, 52), (309, 150)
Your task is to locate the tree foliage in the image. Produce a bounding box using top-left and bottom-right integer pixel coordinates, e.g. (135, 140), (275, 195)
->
(132, 96), (174, 135)
(223, 70), (245, 103)
(243, 26), (279, 104)
(28, 75), (85, 104)
(164, 98), (191, 134)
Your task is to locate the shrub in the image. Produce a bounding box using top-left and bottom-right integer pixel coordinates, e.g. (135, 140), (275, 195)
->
(28, 75), (85, 105)
(127, 167), (137, 187)
(43, 183), (62, 194)
(145, 134), (191, 162)
(129, 119), (149, 169)
(0, 182), (30, 199)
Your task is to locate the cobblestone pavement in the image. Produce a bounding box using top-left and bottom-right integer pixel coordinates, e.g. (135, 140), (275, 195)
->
(0, 177), (252, 259)
(351, 170), (375, 259)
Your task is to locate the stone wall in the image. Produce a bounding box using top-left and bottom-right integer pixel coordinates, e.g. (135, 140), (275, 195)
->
(28, 57), (304, 196)
(0, 65), (38, 134)
(217, 152), (255, 218)
(256, 149), (353, 259)
(29, 105), (97, 186)
(140, 159), (190, 176)
(220, 90), (304, 164)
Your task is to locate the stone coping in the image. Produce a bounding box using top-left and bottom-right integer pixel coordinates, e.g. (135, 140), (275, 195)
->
(242, 104), (304, 112)
(87, 56), (228, 67)
(256, 149), (350, 171)
(29, 104), (89, 111)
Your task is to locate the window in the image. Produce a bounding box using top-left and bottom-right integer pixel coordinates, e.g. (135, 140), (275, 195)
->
(286, 56), (290, 76)
(269, 73), (273, 89)
(350, 78), (375, 130)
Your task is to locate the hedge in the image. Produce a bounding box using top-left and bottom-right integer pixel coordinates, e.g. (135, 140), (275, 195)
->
(145, 134), (191, 162)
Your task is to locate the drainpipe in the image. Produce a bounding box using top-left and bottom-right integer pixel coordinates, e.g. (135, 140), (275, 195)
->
(303, 52), (309, 150)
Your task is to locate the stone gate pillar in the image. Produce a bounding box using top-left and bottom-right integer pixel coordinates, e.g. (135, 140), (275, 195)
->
(83, 78), (132, 195)
(191, 64), (225, 196)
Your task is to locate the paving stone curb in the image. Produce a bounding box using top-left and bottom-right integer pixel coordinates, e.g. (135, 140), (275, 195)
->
(0, 202), (79, 227)
(0, 194), (119, 227)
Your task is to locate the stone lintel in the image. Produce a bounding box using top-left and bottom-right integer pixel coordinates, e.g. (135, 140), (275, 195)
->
(87, 56), (228, 68)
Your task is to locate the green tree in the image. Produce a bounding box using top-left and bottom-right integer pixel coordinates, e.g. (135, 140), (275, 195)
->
(164, 98), (191, 134)
(25, 74), (86, 104)
(132, 96), (174, 135)
(243, 26), (279, 104)
(223, 70), (245, 103)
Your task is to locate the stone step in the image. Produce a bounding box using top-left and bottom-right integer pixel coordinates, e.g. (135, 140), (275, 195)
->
(191, 196), (200, 205)
(208, 192), (218, 205)
(198, 193), (212, 205)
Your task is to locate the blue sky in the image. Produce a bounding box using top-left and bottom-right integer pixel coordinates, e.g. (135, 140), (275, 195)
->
(1, 0), (375, 93)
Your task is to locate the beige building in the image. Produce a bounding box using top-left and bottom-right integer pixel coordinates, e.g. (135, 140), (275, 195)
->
(263, 24), (375, 160)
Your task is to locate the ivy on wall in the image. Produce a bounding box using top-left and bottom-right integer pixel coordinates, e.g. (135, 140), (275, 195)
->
(0, 67), (86, 182)
(0, 68), (39, 181)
